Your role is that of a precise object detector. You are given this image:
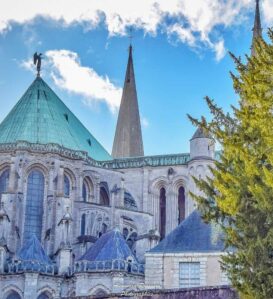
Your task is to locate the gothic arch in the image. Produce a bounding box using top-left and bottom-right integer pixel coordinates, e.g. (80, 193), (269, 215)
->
(172, 176), (189, 224)
(99, 182), (110, 206)
(37, 286), (54, 299)
(0, 162), (11, 173)
(89, 284), (111, 296)
(2, 285), (23, 299)
(63, 168), (76, 188)
(82, 176), (94, 202)
(172, 175), (189, 191)
(150, 177), (168, 195)
(25, 162), (48, 178)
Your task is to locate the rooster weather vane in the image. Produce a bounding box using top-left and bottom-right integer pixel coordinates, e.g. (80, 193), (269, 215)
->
(33, 52), (42, 77)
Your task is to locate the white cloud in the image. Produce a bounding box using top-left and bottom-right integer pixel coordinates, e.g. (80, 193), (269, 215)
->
(262, 0), (273, 24)
(213, 39), (226, 61)
(0, 0), (269, 59)
(45, 50), (122, 112)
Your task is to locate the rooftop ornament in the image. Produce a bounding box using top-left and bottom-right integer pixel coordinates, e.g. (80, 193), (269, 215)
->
(33, 52), (42, 77)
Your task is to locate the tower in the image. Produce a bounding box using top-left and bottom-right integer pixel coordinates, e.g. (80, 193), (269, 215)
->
(251, 0), (262, 56)
(112, 45), (144, 158)
(190, 127), (215, 160)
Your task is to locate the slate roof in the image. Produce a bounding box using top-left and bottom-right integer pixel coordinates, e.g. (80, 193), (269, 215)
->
(0, 77), (112, 161)
(17, 234), (52, 265)
(191, 127), (211, 140)
(150, 210), (225, 253)
(78, 228), (137, 262)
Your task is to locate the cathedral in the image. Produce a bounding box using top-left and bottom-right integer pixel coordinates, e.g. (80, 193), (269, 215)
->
(0, 1), (262, 298)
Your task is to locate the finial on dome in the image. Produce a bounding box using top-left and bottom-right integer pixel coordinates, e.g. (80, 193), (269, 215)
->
(33, 52), (42, 77)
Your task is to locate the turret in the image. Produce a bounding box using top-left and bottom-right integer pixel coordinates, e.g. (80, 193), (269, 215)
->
(190, 127), (215, 160)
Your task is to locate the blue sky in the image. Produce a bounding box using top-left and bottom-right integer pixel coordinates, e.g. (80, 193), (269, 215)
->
(0, 0), (272, 156)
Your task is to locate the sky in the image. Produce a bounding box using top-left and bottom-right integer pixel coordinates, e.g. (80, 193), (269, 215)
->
(0, 0), (272, 156)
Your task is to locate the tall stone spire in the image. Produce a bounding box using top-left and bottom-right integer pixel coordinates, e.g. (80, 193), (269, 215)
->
(251, 0), (262, 56)
(112, 45), (144, 158)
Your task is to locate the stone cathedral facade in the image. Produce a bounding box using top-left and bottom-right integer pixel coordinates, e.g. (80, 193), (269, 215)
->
(0, 2), (261, 298)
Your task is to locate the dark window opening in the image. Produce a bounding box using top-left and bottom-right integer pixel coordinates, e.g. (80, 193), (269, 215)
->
(64, 175), (70, 197)
(99, 182), (110, 206)
(159, 187), (166, 240)
(178, 186), (185, 224)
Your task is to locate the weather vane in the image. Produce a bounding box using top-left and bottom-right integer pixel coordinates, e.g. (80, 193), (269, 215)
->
(33, 52), (43, 77)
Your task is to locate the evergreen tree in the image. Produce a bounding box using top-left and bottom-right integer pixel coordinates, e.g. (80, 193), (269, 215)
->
(188, 31), (273, 298)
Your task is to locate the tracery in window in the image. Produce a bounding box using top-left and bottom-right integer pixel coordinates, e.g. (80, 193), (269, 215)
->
(23, 170), (45, 243)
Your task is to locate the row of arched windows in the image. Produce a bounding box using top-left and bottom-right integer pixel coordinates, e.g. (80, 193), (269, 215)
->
(159, 186), (185, 240)
(0, 167), (111, 245)
(5, 291), (50, 299)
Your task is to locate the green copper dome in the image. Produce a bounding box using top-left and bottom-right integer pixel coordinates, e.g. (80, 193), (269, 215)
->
(0, 77), (112, 161)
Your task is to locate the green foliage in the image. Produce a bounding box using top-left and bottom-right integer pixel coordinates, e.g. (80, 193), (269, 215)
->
(188, 31), (273, 298)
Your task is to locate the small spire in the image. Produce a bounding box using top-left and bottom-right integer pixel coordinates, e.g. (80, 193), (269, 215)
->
(251, 0), (262, 56)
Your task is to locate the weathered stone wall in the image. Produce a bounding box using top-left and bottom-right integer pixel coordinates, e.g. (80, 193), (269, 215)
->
(145, 252), (226, 289)
(62, 286), (238, 299)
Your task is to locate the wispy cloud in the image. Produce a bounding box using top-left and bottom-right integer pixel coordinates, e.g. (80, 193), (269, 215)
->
(20, 50), (122, 112)
(0, 0), (267, 60)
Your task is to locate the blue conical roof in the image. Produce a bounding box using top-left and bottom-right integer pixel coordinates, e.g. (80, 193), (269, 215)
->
(78, 228), (137, 262)
(150, 210), (225, 253)
(18, 234), (52, 265)
(0, 77), (112, 161)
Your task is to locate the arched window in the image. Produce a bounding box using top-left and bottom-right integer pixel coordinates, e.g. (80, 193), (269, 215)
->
(64, 174), (70, 197)
(99, 182), (109, 206)
(0, 169), (9, 195)
(23, 170), (44, 243)
(82, 181), (88, 202)
(81, 214), (86, 235)
(6, 291), (21, 299)
(37, 293), (50, 299)
(178, 186), (185, 224)
(159, 187), (166, 240)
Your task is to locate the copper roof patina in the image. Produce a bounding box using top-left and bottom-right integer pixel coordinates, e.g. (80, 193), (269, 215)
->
(0, 77), (112, 161)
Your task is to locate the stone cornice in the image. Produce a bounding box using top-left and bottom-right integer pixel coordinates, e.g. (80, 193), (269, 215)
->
(0, 141), (197, 170)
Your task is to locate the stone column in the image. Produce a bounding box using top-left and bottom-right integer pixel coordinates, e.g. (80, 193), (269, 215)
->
(59, 247), (72, 274)
(56, 166), (64, 197)
(48, 164), (55, 195)
(24, 273), (39, 299)
(152, 192), (159, 230)
(0, 244), (7, 273)
(166, 183), (172, 235)
(112, 273), (124, 293)
(7, 162), (16, 193)
(94, 175), (100, 204)
(119, 178), (125, 208)
(142, 168), (150, 213)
